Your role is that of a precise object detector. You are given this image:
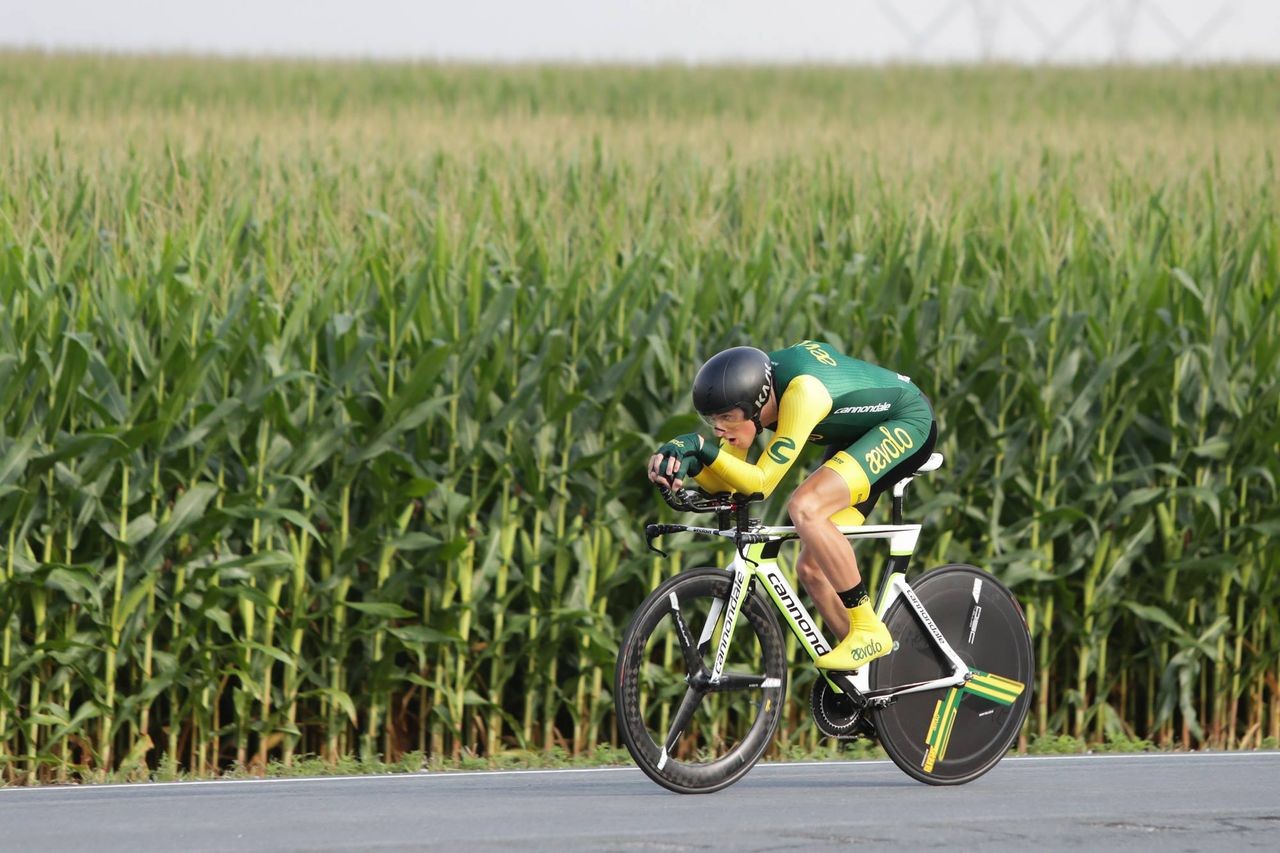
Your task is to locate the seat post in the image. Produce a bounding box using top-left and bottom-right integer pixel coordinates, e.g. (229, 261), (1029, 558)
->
(891, 476), (914, 525)
(888, 453), (942, 526)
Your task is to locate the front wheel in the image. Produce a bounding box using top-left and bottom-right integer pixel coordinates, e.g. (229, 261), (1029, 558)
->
(869, 564), (1033, 785)
(614, 568), (788, 794)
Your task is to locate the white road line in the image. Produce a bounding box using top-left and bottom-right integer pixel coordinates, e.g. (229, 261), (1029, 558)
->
(754, 752), (1280, 769)
(0, 765), (636, 795)
(1002, 752), (1280, 763)
(1, 751), (1275, 796)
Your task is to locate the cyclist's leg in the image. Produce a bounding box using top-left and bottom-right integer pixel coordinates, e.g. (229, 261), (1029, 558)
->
(801, 457), (890, 669)
(809, 419), (936, 670)
(793, 415), (934, 653)
(790, 454), (885, 670)
(794, 547), (849, 640)
(788, 468), (865, 599)
(791, 444), (866, 640)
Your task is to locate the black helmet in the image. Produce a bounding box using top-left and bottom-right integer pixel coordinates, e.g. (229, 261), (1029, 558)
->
(692, 347), (774, 431)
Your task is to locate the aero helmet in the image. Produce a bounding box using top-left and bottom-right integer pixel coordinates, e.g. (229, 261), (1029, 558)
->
(691, 347), (774, 432)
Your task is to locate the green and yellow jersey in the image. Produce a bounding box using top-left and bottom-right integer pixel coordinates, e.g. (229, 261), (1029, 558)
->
(692, 340), (934, 510)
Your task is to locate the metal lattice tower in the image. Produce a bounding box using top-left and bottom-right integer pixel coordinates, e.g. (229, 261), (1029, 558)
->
(878, 0), (969, 56)
(875, 1), (1238, 63)
(1108, 0), (1144, 60)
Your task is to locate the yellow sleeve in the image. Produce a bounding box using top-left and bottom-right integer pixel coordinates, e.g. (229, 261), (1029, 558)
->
(692, 440), (749, 493)
(703, 374), (833, 497)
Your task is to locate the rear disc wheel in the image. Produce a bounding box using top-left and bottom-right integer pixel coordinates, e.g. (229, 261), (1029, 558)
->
(869, 564), (1033, 785)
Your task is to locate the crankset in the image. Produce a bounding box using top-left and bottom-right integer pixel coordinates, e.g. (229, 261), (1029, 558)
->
(810, 678), (874, 740)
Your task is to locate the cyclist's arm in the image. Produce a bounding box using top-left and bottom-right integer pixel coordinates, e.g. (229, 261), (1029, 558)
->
(691, 441), (748, 493)
(698, 375), (833, 498)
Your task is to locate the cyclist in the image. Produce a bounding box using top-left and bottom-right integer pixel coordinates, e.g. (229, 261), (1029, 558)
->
(647, 341), (937, 671)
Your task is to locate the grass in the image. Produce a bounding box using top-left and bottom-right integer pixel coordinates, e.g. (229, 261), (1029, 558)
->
(29, 734), (1203, 788)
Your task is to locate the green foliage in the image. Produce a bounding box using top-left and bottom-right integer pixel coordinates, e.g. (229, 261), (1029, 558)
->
(1094, 733), (1155, 754)
(0, 54), (1277, 783)
(1026, 734), (1088, 755)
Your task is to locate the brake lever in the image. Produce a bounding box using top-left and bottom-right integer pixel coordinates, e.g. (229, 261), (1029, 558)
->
(644, 523), (669, 557)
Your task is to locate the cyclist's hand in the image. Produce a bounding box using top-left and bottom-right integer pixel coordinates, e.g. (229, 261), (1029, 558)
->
(648, 434), (704, 490)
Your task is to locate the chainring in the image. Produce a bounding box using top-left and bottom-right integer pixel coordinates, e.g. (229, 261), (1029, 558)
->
(810, 678), (870, 739)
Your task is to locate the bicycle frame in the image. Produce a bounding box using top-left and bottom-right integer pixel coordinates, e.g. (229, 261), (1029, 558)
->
(695, 522), (971, 706)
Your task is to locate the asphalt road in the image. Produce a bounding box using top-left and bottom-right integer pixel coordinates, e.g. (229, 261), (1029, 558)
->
(2, 753), (1277, 852)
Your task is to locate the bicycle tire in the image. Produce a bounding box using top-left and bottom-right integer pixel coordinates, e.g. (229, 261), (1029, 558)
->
(614, 567), (788, 794)
(869, 563), (1033, 785)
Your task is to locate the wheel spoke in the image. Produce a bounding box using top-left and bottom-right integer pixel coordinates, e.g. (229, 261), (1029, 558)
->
(666, 592), (706, 677)
(617, 568), (788, 792)
(658, 686), (705, 769)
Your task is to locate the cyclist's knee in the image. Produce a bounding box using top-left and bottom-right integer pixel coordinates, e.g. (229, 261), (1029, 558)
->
(788, 489), (834, 526)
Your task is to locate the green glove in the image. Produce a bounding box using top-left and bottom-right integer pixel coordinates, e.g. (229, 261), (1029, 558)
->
(656, 433), (706, 482)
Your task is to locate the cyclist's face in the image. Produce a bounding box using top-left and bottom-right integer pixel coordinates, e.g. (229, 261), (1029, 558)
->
(703, 409), (755, 446)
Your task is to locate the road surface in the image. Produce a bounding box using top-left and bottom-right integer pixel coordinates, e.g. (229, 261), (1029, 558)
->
(1, 753), (1277, 851)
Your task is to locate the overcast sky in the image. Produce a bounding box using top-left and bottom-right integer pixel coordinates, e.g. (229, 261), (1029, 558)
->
(2, 1), (1276, 63)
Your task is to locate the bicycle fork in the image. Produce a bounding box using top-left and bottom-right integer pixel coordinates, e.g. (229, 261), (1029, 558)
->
(657, 570), (781, 771)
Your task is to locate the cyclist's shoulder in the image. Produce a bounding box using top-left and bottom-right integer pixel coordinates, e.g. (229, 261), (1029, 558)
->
(769, 339), (843, 362)
(771, 340), (898, 383)
(769, 340), (847, 378)
(771, 341), (926, 402)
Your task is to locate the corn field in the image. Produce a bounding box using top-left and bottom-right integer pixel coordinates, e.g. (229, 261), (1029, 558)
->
(1, 55), (1277, 782)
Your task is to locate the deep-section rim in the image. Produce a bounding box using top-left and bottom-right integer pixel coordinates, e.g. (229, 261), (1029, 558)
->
(614, 567), (788, 794)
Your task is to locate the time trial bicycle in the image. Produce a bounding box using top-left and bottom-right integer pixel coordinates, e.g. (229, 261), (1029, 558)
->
(614, 452), (1033, 794)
